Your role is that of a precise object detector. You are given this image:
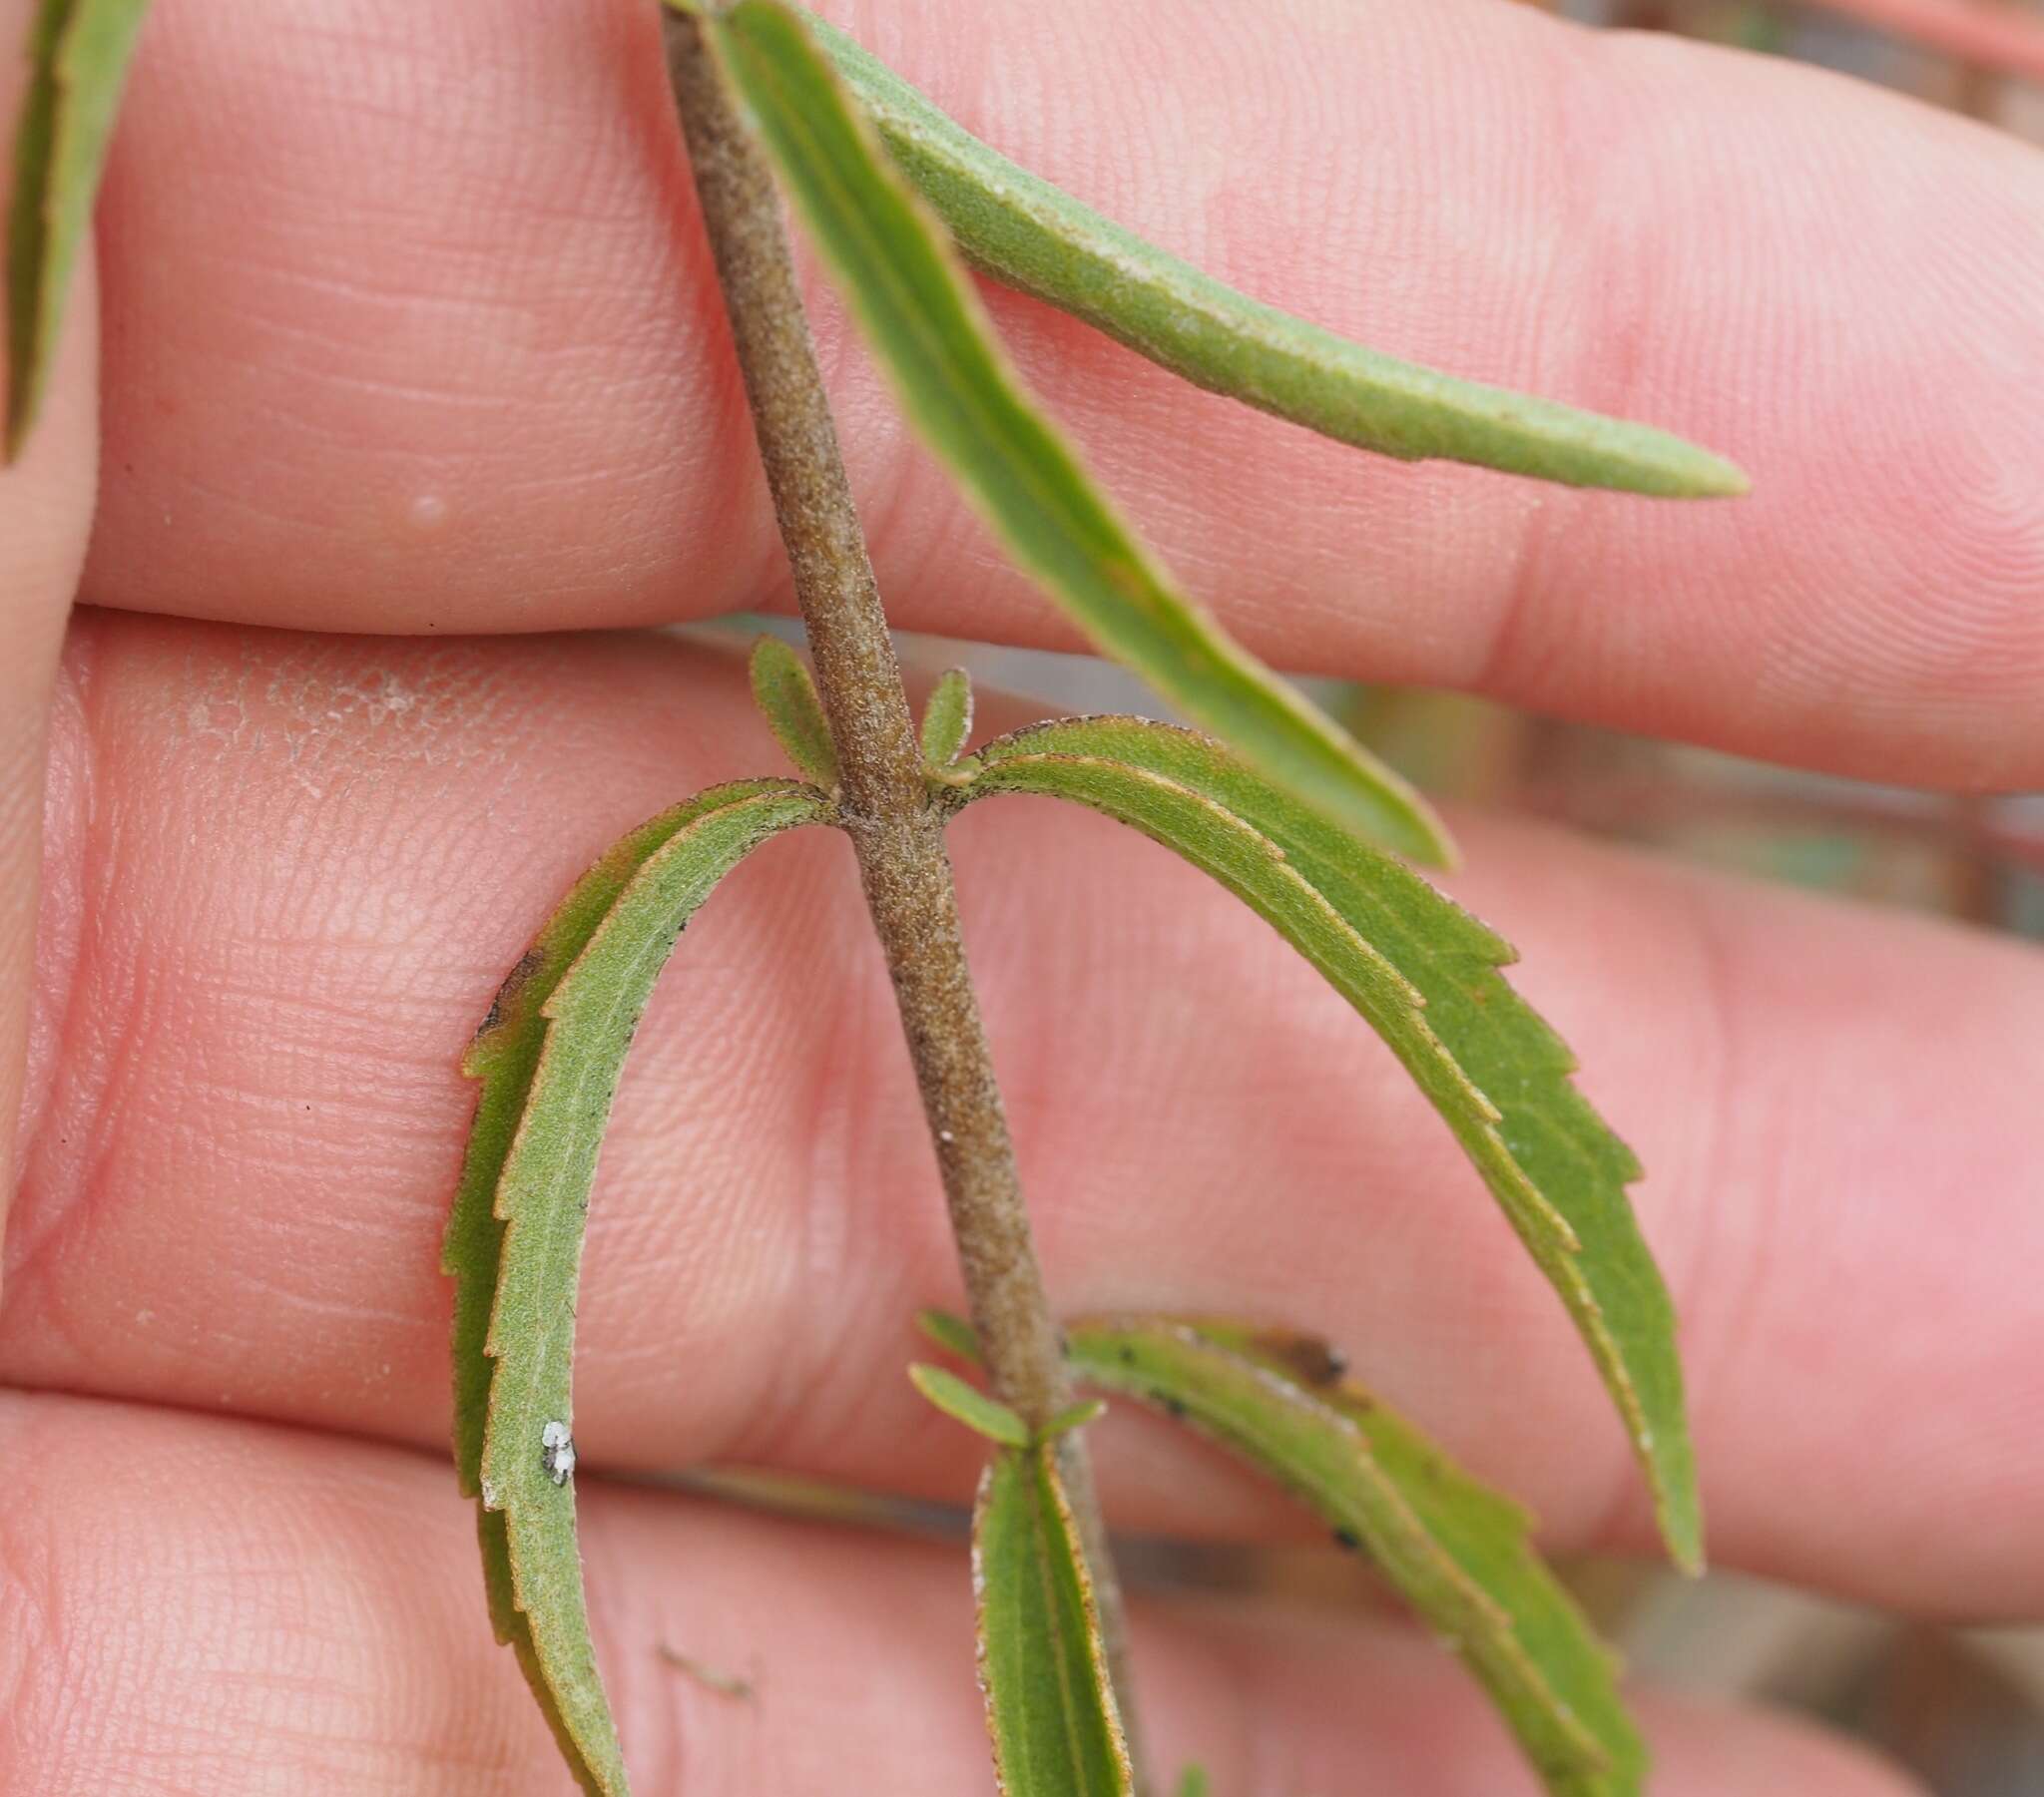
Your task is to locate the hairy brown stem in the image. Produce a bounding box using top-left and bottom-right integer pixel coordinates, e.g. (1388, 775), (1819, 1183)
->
(661, 10), (1147, 1779)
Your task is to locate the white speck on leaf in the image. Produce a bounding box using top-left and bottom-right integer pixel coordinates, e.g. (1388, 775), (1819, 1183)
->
(541, 1420), (577, 1486)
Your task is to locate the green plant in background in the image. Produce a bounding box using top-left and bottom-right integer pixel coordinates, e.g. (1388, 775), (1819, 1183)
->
(7, 2), (1749, 1792)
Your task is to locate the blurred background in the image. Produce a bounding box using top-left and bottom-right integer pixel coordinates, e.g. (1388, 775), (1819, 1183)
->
(728, 5), (2044, 1789)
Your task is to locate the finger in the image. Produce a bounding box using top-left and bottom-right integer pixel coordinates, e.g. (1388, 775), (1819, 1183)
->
(7, 617), (2041, 1616)
(80, 0), (2044, 787)
(56, 3), (2044, 784)
(0, 1391), (1921, 1796)
(0, 0), (100, 1257)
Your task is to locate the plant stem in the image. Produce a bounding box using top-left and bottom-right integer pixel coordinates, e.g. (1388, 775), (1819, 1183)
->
(661, 11), (1147, 1778)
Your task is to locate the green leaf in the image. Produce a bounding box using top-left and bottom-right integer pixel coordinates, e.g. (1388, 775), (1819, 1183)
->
(920, 666), (974, 769)
(1176, 1768), (1211, 1797)
(749, 635), (840, 787)
(5, 0), (149, 458)
(975, 1444), (1135, 1797)
(1040, 1398), (1106, 1440)
(445, 778), (832, 1795)
(910, 1362), (1031, 1448)
(911, 1301), (1644, 1788)
(801, 10), (1746, 501)
(1068, 1317), (1646, 1796)
(698, 0), (1452, 866)
(916, 1304), (983, 1363)
(951, 716), (1700, 1571)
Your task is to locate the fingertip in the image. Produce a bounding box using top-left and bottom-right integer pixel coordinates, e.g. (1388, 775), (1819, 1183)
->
(0, 240), (96, 1239)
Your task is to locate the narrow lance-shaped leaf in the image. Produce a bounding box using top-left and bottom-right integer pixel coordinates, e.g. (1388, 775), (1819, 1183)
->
(447, 800), (720, 1771)
(911, 1361), (1031, 1448)
(801, 9), (1746, 501)
(948, 716), (1700, 1571)
(920, 1307), (1646, 1794)
(911, 1360), (1106, 1451)
(696, 0), (1452, 866)
(916, 1304), (984, 1363)
(975, 1443), (1136, 1797)
(1065, 1317), (1647, 1797)
(920, 666), (974, 769)
(749, 635), (840, 787)
(5, 0), (150, 457)
(446, 778), (832, 1795)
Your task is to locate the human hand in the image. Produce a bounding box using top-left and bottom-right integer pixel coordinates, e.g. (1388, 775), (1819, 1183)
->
(3, 2), (2039, 1790)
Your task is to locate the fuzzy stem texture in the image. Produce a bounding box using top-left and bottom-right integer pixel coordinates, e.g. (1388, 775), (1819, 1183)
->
(661, 11), (1147, 1779)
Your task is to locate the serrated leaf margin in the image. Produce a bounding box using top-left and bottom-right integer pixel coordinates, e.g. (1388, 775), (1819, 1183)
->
(445, 778), (832, 1794)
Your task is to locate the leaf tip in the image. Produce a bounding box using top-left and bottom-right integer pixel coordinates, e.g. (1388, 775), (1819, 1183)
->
(1664, 1500), (1707, 1578)
(1311, 720), (1458, 868)
(1414, 813), (1462, 872)
(1684, 448), (1752, 500)
(1371, 789), (1459, 871)
(5, 259), (53, 464)
(3, 400), (34, 466)
(914, 1306), (983, 1362)
(1039, 1397), (1106, 1441)
(1645, 1441), (1706, 1574)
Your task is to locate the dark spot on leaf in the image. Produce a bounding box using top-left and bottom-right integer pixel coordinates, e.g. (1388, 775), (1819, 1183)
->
(1331, 1527), (1361, 1553)
(1117, 1346), (1137, 1367)
(1162, 1396), (1187, 1421)
(475, 947), (545, 1041)
(1253, 1330), (1347, 1389)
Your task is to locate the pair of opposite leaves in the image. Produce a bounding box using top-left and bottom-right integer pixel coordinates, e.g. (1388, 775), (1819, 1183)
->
(7, 4), (1741, 1795)
(912, 1305), (1647, 1797)
(452, 640), (1696, 1797)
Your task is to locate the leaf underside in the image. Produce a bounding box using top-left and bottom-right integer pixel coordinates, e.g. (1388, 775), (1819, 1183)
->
(975, 1443), (1136, 1797)
(444, 779), (831, 1795)
(1066, 1317), (1647, 1796)
(749, 635), (841, 787)
(799, 10), (1747, 502)
(920, 666), (975, 768)
(911, 1361), (1031, 1448)
(699, 0), (1453, 866)
(948, 716), (1700, 1571)
(5, 0), (150, 457)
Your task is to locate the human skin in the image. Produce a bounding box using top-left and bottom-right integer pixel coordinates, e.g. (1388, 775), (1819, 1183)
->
(2, 1), (2040, 1790)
